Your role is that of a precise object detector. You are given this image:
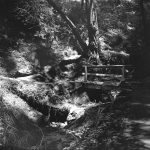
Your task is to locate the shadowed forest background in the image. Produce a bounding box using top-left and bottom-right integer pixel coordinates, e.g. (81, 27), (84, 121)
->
(0, 0), (150, 150)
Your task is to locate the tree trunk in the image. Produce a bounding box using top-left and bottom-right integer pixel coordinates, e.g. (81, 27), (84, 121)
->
(0, 76), (69, 125)
(137, 0), (150, 77)
(47, 0), (89, 57)
(47, 0), (102, 66)
(83, 0), (101, 64)
(86, 0), (100, 52)
(140, 0), (148, 50)
(15, 90), (69, 123)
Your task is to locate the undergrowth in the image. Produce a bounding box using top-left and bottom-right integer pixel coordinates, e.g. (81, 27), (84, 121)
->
(0, 99), (43, 149)
(63, 99), (130, 150)
(0, 74), (133, 150)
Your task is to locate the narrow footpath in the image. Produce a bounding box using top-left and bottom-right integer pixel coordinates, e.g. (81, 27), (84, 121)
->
(122, 79), (150, 150)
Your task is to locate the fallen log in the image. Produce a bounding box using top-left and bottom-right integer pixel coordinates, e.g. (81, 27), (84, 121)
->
(1, 90), (42, 123)
(0, 75), (69, 124)
(11, 87), (69, 124)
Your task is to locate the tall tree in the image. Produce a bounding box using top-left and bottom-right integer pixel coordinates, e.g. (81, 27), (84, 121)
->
(83, 0), (100, 51)
(47, 0), (101, 63)
(47, 0), (89, 58)
(82, 0), (101, 63)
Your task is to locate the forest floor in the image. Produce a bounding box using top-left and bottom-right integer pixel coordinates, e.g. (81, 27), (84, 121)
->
(40, 78), (150, 150)
(58, 78), (150, 150)
(1, 75), (150, 150)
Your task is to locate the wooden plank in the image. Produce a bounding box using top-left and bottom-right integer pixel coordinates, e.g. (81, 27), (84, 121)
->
(83, 64), (134, 68)
(84, 84), (102, 89)
(69, 80), (129, 90)
(69, 81), (84, 84)
(82, 73), (122, 78)
(84, 65), (88, 82)
(69, 80), (104, 85)
(84, 81), (104, 85)
(121, 65), (125, 81)
(83, 81), (122, 90)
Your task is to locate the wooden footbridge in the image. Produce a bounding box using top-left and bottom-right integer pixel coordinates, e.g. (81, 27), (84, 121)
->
(70, 64), (134, 91)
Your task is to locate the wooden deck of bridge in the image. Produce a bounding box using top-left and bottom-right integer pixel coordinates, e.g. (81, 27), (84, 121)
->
(70, 64), (134, 90)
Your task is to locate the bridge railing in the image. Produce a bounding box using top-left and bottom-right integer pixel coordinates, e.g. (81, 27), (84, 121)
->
(83, 65), (134, 82)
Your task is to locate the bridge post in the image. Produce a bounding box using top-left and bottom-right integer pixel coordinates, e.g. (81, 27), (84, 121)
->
(84, 66), (88, 82)
(121, 65), (125, 81)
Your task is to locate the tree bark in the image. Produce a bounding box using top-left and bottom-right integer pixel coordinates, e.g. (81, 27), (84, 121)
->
(0, 76), (69, 125)
(11, 85), (69, 124)
(136, 0), (150, 77)
(47, 0), (89, 57)
(59, 55), (83, 70)
(140, 0), (148, 49)
(47, 0), (102, 66)
(82, 0), (101, 64)
(86, 0), (100, 51)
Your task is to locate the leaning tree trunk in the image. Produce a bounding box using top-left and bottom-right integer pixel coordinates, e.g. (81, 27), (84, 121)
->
(0, 76), (69, 125)
(47, 0), (102, 66)
(47, 0), (89, 58)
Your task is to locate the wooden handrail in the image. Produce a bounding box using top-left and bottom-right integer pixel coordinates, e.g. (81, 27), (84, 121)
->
(121, 65), (125, 80)
(84, 65), (88, 82)
(82, 73), (122, 78)
(83, 64), (134, 68)
(83, 65), (134, 82)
